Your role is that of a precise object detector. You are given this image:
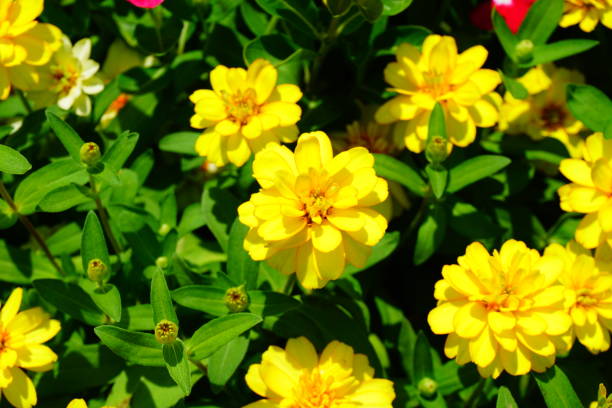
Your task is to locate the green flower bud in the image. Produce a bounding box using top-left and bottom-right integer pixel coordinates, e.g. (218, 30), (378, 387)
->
(224, 285), (249, 313)
(425, 135), (450, 165)
(515, 39), (534, 64)
(158, 223), (171, 236)
(80, 142), (101, 166)
(417, 377), (438, 398)
(155, 256), (169, 269)
(155, 319), (178, 344)
(87, 258), (108, 284)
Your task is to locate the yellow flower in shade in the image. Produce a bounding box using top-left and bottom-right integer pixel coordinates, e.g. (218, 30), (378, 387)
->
(498, 64), (585, 158)
(243, 337), (395, 408)
(545, 241), (612, 354)
(190, 59), (302, 167)
(560, 0), (612, 32)
(66, 399), (115, 408)
(238, 131), (388, 289)
(375, 35), (501, 153)
(0, 0), (62, 99)
(0, 287), (61, 408)
(558, 132), (612, 249)
(427, 240), (572, 378)
(590, 383), (612, 408)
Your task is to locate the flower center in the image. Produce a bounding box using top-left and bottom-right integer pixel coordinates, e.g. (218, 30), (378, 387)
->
(422, 71), (452, 99)
(302, 189), (334, 225)
(576, 289), (599, 307)
(0, 330), (10, 353)
(223, 88), (260, 125)
(293, 371), (339, 408)
(540, 104), (566, 130)
(52, 65), (80, 96)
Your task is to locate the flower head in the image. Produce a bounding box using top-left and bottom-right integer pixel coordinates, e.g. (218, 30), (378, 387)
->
(427, 240), (572, 378)
(545, 241), (612, 354)
(558, 132), (612, 249)
(0, 0), (62, 99)
(66, 399), (115, 408)
(499, 64), (585, 157)
(244, 337), (395, 408)
(125, 0), (164, 7)
(238, 131), (388, 289)
(0, 287), (61, 408)
(493, 0), (537, 32)
(190, 59), (302, 167)
(560, 0), (612, 32)
(375, 35), (501, 153)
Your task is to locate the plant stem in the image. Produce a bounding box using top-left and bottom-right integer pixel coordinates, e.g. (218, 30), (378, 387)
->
(307, 17), (341, 94)
(148, 8), (164, 53)
(465, 377), (486, 408)
(88, 174), (123, 256)
(0, 180), (62, 274)
(282, 275), (296, 295)
(17, 90), (33, 114)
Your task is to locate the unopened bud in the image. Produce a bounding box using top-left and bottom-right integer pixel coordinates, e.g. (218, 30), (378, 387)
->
(87, 258), (108, 284)
(425, 135), (450, 165)
(80, 142), (101, 166)
(155, 256), (169, 269)
(155, 319), (178, 344)
(224, 285), (249, 313)
(158, 223), (171, 236)
(515, 39), (534, 64)
(417, 377), (438, 398)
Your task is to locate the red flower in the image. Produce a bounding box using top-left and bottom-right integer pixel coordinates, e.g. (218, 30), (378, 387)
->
(125, 0), (164, 8)
(470, 0), (536, 33)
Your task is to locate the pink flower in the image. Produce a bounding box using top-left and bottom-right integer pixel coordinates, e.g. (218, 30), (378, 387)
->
(125, 0), (164, 8)
(470, 0), (536, 33)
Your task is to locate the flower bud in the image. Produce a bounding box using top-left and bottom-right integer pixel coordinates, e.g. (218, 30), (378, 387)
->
(155, 256), (169, 269)
(515, 39), (534, 64)
(80, 142), (101, 166)
(87, 258), (108, 284)
(224, 285), (249, 313)
(417, 377), (438, 398)
(155, 319), (178, 344)
(425, 135), (450, 165)
(158, 223), (171, 236)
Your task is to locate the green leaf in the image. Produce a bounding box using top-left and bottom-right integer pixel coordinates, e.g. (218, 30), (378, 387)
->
(447, 155), (512, 193)
(163, 340), (191, 396)
(345, 231), (400, 275)
(516, 0), (563, 45)
(496, 386), (519, 408)
(33, 279), (106, 325)
(374, 25), (431, 56)
(381, 0), (413, 16)
(102, 131), (139, 172)
(449, 200), (501, 240)
(492, 11), (518, 60)
(240, 1), (269, 35)
(39, 184), (90, 213)
(0, 145), (31, 174)
(373, 154), (427, 196)
(116, 304), (155, 331)
(81, 211), (111, 273)
(187, 313), (262, 361)
(426, 165), (447, 199)
(567, 84), (612, 133)
(427, 102), (447, 141)
(0, 241), (57, 283)
(526, 39), (599, 67)
(413, 204), (447, 265)
(254, 0), (320, 39)
(151, 268), (178, 325)
(533, 365), (583, 408)
(413, 331), (434, 381)
(0, 199), (16, 230)
(323, 0), (352, 16)
(172, 285), (228, 316)
(248, 291), (301, 316)
(46, 110), (84, 163)
(201, 181), (240, 252)
(80, 280), (122, 323)
(500, 71), (528, 99)
(94, 325), (164, 367)
(355, 0), (383, 22)
(227, 218), (259, 289)
(207, 335), (250, 390)
(159, 132), (199, 155)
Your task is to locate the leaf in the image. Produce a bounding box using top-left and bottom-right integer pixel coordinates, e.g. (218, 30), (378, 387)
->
(116, 304), (155, 331)
(39, 184), (90, 213)
(533, 365), (583, 408)
(567, 84), (612, 133)
(426, 165), (447, 199)
(374, 25), (431, 56)
(46, 110), (84, 163)
(0, 199), (17, 229)
(94, 325), (164, 367)
(381, 0), (413, 16)
(413, 204), (447, 265)
(323, 0), (352, 17)
(159, 132), (199, 155)
(355, 0), (384, 22)
(151, 268), (178, 325)
(516, 0), (563, 45)
(254, 0), (320, 39)
(33, 279), (106, 325)
(227, 218), (259, 289)
(0, 241), (57, 283)
(80, 280), (122, 323)
(163, 340), (191, 396)
(413, 331), (434, 381)
(207, 335), (250, 390)
(248, 291), (301, 316)
(187, 313), (262, 361)
(172, 285), (228, 316)
(500, 71), (528, 99)
(496, 386), (519, 408)
(447, 155), (511, 193)
(102, 131), (139, 172)
(492, 11), (518, 60)
(81, 211), (111, 273)
(345, 231), (400, 275)
(526, 39), (599, 67)
(0, 145), (31, 174)
(240, 1), (269, 35)
(449, 200), (501, 240)
(373, 154), (427, 196)
(201, 181), (240, 252)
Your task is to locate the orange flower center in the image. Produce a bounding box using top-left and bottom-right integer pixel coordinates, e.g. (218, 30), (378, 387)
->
(301, 187), (336, 225)
(52, 65), (80, 96)
(576, 289), (600, 307)
(346, 122), (396, 155)
(0, 330), (10, 353)
(540, 103), (567, 130)
(479, 285), (531, 312)
(222, 88), (260, 125)
(422, 71), (452, 99)
(294, 371), (339, 408)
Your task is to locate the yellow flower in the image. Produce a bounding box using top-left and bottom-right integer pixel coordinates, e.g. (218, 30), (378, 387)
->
(238, 131), (388, 289)
(0, 0), (62, 99)
(190, 59), (302, 167)
(545, 241), (612, 354)
(498, 64), (585, 158)
(560, 0), (612, 32)
(243, 337), (395, 408)
(0, 287), (61, 408)
(375, 34), (501, 153)
(558, 132), (612, 249)
(427, 240), (572, 378)
(66, 399), (115, 408)
(590, 383), (612, 408)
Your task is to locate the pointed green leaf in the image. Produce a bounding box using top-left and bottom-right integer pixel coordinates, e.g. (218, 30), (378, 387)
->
(201, 180), (240, 252)
(497, 386), (519, 408)
(46, 110), (84, 163)
(172, 285), (228, 317)
(492, 11), (518, 60)
(102, 131), (139, 171)
(500, 71), (528, 99)
(208, 335), (250, 390)
(159, 132), (199, 155)
(0, 145), (31, 175)
(516, 0), (563, 45)
(447, 155), (511, 193)
(80, 280), (122, 323)
(33, 279), (105, 326)
(151, 268), (178, 325)
(526, 39), (599, 67)
(373, 154), (427, 197)
(163, 340), (191, 396)
(567, 84), (612, 133)
(426, 165), (448, 199)
(248, 291), (301, 316)
(94, 325), (164, 366)
(345, 231), (400, 275)
(533, 365), (583, 408)
(81, 211), (111, 273)
(227, 218), (259, 289)
(413, 331), (434, 381)
(413, 205), (447, 265)
(382, 0), (413, 16)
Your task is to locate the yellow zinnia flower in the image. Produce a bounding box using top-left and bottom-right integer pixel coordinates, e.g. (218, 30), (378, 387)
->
(558, 132), (612, 249)
(189, 58), (302, 167)
(427, 240), (572, 378)
(238, 131), (388, 289)
(545, 241), (612, 354)
(243, 337), (395, 408)
(499, 64), (585, 158)
(560, 0), (612, 32)
(375, 34), (501, 153)
(0, 287), (61, 408)
(66, 399), (115, 408)
(0, 0), (62, 99)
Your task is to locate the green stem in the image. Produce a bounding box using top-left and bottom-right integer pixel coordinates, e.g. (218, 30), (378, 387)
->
(307, 17), (341, 94)
(148, 8), (164, 53)
(0, 180), (62, 274)
(264, 15), (279, 35)
(88, 174), (123, 256)
(465, 377), (486, 408)
(282, 275), (297, 295)
(17, 90), (33, 114)
(402, 194), (431, 245)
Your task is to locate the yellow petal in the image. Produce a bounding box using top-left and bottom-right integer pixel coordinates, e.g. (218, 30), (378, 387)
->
(259, 347), (299, 398)
(469, 327), (497, 367)
(296, 242), (327, 289)
(488, 311), (516, 333)
(252, 144), (298, 190)
(275, 84), (302, 103)
(294, 131), (333, 174)
(260, 101), (301, 126)
(500, 344), (531, 376)
(1, 287), (23, 326)
(209, 65), (229, 93)
(313, 243), (345, 280)
(599, 201), (612, 232)
(247, 59), (277, 104)
(428, 301), (464, 334)
(453, 302), (487, 338)
(0, 66), (10, 100)
(446, 114), (476, 148)
(344, 208), (387, 246)
(592, 159), (612, 193)
(311, 222), (342, 252)
(10, 0), (43, 27)
(285, 337), (318, 370)
(66, 399), (88, 408)
(469, 69), (500, 94)
(15, 344), (57, 369)
(6, 307), (47, 335)
(3, 367), (36, 408)
(21, 319), (60, 345)
(343, 233), (371, 268)
(576, 212), (604, 249)
(215, 119), (240, 136)
(357, 177), (388, 207)
(258, 216), (306, 241)
(467, 98), (498, 127)
(374, 96), (419, 124)
(226, 133), (251, 167)
(560, 159), (594, 187)
(442, 264), (483, 296)
(451, 45), (487, 85)
(516, 331), (555, 356)
(327, 208), (365, 232)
